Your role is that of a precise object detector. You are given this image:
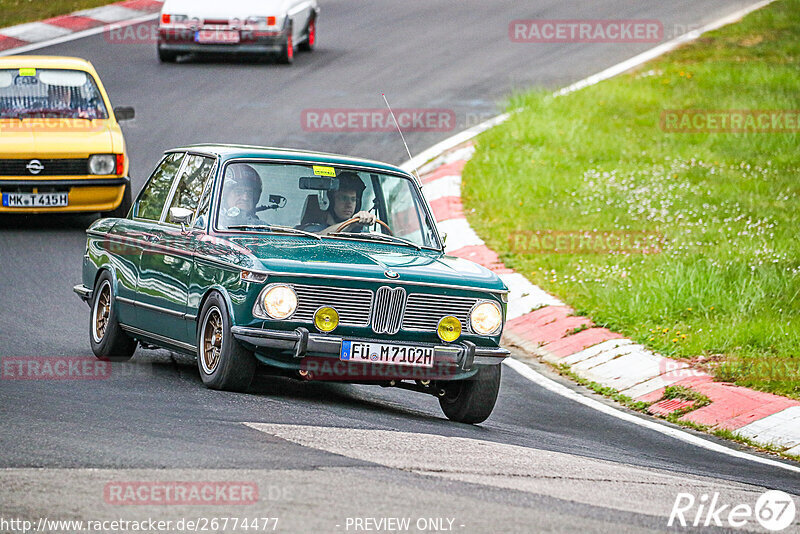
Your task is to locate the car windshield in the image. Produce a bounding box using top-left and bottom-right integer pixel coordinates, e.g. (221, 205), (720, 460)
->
(0, 68), (108, 120)
(216, 162), (440, 249)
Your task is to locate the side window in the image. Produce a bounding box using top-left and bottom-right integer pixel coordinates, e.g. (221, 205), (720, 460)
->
(193, 169), (216, 229)
(135, 152), (185, 221)
(169, 155), (215, 216)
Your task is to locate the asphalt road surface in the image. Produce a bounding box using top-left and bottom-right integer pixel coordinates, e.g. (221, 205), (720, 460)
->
(1, 1), (797, 533)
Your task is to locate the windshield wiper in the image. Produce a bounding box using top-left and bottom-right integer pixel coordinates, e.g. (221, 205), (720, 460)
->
(226, 224), (321, 240)
(328, 231), (422, 250)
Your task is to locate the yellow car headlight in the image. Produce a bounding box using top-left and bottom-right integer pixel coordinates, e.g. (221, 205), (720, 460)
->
(470, 301), (502, 335)
(314, 306), (339, 332)
(437, 315), (462, 343)
(262, 284), (297, 319)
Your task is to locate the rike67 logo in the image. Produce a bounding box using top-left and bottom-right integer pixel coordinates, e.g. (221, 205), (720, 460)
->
(669, 490), (797, 531)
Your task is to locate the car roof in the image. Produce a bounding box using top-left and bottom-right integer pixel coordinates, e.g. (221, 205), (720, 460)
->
(171, 144), (412, 176)
(0, 55), (96, 72)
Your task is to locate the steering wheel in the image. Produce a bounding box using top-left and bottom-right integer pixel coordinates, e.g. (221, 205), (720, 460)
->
(335, 217), (393, 235)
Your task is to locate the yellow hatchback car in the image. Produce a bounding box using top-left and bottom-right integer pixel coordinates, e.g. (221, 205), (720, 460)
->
(0, 56), (134, 216)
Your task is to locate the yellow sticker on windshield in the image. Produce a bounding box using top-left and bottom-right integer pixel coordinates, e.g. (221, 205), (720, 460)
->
(18, 68), (36, 76)
(313, 166), (336, 177)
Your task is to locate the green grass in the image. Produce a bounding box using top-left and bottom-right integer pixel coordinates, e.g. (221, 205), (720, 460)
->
(465, 0), (800, 398)
(0, 0), (121, 28)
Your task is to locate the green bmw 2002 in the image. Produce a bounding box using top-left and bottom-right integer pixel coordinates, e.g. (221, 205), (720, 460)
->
(74, 144), (510, 423)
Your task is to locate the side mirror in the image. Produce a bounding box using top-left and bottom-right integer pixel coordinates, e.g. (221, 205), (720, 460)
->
(441, 232), (448, 247)
(114, 106), (135, 121)
(170, 206), (193, 232)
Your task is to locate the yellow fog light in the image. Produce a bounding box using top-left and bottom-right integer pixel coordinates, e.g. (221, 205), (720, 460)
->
(314, 306), (339, 333)
(437, 315), (461, 342)
(470, 301), (502, 335)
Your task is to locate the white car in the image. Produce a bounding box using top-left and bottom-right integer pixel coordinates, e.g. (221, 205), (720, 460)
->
(157, 0), (319, 63)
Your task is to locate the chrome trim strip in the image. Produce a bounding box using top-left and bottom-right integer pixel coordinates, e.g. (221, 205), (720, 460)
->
(116, 295), (193, 320)
(119, 323), (196, 352)
(280, 272), (509, 295)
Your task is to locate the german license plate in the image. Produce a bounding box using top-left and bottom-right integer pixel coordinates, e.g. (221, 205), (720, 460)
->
(340, 340), (434, 368)
(195, 30), (240, 44)
(2, 192), (68, 208)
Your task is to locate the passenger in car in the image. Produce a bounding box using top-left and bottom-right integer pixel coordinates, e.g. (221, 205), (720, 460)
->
(299, 172), (375, 234)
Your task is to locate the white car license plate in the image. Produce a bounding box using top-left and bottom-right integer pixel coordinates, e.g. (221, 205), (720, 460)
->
(195, 30), (240, 44)
(2, 192), (68, 208)
(340, 340), (434, 368)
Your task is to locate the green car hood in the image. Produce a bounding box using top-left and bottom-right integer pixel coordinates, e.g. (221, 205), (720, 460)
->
(222, 235), (506, 293)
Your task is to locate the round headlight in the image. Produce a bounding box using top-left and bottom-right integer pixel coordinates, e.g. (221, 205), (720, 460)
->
(262, 285), (297, 320)
(470, 301), (502, 335)
(88, 154), (116, 175)
(314, 306), (339, 332)
(437, 315), (462, 343)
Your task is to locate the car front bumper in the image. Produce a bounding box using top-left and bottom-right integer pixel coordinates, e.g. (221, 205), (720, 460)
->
(231, 326), (509, 378)
(0, 177), (128, 213)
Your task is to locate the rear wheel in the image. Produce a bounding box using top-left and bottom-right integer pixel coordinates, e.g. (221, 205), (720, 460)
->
(196, 292), (256, 392)
(298, 17), (315, 51)
(277, 24), (294, 64)
(158, 45), (177, 63)
(89, 271), (137, 361)
(105, 183), (131, 218)
(438, 364), (501, 424)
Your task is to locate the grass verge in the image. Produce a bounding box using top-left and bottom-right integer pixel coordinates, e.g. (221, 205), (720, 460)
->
(464, 0), (800, 398)
(0, 0), (123, 29)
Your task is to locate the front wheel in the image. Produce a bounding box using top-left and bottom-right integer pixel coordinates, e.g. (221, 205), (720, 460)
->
(89, 271), (137, 361)
(438, 364), (501, 424)
(196, 292), (256, 392)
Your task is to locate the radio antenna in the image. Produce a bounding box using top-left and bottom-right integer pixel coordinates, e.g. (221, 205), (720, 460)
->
(382, 93), (420, 181)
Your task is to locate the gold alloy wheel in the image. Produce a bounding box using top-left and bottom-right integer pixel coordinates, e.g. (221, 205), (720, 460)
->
(92, 280), (111, 343)
(201, 306), (224, 374)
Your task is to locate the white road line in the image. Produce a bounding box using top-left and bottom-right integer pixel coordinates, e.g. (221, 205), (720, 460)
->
(503, 358), (800, 474)
(0, 13), (159, 57)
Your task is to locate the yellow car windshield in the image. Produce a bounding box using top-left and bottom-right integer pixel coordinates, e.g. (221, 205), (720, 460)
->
(0, 68), (108, 120)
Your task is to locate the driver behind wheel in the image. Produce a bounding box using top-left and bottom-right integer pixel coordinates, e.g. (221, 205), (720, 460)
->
(302, 172), (375, 234)
(218, 164), (263, 228)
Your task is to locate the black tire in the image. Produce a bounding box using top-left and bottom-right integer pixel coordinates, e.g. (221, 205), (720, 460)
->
(106, 183), (131, 218)
(438, 364), (501, 424)
(277, 24), (294, 64)
(297, 16), (315, 52)
(196, 292), (256, 392)
(89, 271), (137, 361)
(158, 45), (177, 63)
